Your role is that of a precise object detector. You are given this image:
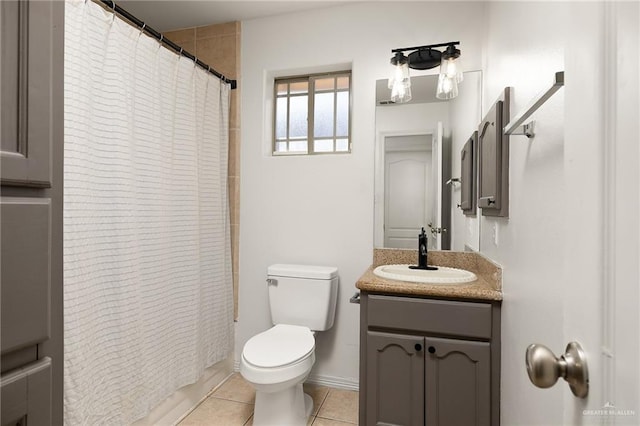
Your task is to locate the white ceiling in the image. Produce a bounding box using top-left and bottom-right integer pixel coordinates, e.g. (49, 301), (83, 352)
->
(117, 1), (352, 32)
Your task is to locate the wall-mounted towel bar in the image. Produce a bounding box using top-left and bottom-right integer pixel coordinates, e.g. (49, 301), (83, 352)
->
(504, 71), (564, 138)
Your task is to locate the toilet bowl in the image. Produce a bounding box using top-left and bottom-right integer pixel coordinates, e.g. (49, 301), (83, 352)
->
(240, 325), (316, 425)
(240, 264), (339, 426)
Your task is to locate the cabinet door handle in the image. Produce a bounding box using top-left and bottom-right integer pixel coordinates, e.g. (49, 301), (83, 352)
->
(414, 343), (422, 352)
(428, 346), (436, 354)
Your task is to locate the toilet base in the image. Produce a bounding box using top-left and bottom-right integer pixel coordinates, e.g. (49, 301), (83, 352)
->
(253, 383), (313, 426)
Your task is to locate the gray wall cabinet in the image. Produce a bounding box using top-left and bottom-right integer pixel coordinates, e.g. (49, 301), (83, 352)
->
(460, 132), (477, 216)
(359, 293), (501, 426)
(1, 1), (64, 424)
(478, 89), (510, 218)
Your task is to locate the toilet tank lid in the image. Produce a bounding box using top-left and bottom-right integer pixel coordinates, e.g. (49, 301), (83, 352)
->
(268, 264), (338, 280)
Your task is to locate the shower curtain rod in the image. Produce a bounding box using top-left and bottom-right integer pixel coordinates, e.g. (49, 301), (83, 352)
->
(98, 0), (237, 90)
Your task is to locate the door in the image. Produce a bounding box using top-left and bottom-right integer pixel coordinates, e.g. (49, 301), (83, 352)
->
(384, 146), (431, 248)
(562, 2), (639, 422)
(365, 331), (424, 426)
(518, 3), (638, 424)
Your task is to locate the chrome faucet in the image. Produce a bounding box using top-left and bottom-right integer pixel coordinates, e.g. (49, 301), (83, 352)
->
(409, 227), (438, 271)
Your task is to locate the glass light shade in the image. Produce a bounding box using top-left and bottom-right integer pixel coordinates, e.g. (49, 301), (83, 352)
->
(436, 73), (458, 100)
(391, 80), (412, 103)
(388, 59), (410, 89)
(440, 56), (463, 83)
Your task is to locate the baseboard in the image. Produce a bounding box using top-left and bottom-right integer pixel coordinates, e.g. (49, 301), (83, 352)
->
(305, 374), (359, 391)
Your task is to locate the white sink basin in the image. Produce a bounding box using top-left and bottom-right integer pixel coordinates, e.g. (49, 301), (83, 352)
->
(373, 264), (477, 285)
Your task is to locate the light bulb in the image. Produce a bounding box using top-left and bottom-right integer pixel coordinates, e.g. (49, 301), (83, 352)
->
(441, 58), (463, 83)
(436, 74), (458, 100)
(391, 80), (412, 103)
(388, 52), (410, 89)
(388, 52), (411, 102)
(440, 45), (463, 83)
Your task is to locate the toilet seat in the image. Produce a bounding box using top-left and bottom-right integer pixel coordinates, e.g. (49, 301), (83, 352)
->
(243, 324), (315, 368)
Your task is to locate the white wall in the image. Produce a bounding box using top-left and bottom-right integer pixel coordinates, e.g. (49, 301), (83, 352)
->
(239, 2), (486, 386)
(481, 2), (567, 423)
(448, 71), (482, 251)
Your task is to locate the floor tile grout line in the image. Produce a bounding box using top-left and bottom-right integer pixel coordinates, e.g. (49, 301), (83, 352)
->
(210, 394), (255, 404)
(242, 414), (253, 426)
(315, 388), (359, 424)
(313, 387), (331, 416)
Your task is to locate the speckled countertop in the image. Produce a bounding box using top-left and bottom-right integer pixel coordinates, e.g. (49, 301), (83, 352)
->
(356, 249), (503, 301)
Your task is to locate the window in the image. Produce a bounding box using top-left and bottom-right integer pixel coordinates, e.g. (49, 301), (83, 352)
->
(273, 71), (351, 155)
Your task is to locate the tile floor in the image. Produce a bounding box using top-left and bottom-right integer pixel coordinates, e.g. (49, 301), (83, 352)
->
(179, 373), (359, 426)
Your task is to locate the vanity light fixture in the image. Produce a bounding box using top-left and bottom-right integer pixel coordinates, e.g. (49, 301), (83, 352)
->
(389, 41), (462, 102)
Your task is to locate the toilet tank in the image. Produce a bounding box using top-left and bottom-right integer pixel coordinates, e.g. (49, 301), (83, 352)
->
(267, 264), (339, 331)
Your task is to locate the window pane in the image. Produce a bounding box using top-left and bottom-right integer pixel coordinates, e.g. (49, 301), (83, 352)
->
(289, 95), (308, 138)
(273, 72), (350, 156)
(276, 83), (288, 95)
(336, 91), (349, 137)
(276, 97), (287, 139)
(336, 76), (349, 90)
(289, 140), (308, 153)
(314, 139), (334, 152)
(315, 77), (335, 91)
(314, 92), (334, 138)
(336, 138), (349, 152)
(290, 82), (308, 94)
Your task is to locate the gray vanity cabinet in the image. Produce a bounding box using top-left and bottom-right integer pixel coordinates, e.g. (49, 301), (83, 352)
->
(359, 293), (500, 426)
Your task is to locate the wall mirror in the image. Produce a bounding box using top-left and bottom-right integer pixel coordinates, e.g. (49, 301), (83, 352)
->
(374, 71), (482, 251)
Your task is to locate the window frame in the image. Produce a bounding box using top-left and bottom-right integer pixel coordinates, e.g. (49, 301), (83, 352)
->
(272, 70), (352, 156)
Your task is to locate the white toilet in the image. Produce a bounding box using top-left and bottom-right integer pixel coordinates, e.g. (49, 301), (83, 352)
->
(240, 264), (339, 426)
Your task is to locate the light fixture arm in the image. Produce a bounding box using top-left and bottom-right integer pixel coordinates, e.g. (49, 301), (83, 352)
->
(392, 41), (460, 54)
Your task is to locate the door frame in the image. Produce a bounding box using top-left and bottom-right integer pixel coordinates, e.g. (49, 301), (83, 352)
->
(601, 0), (639, 418)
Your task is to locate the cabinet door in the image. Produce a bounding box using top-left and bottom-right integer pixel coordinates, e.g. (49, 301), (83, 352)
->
(478, 89), (510, 218)
(460, 132), (477, 215)
(1, 0), (55, 187)
(0, 198), (51, 355)
(425, 337), (491, 426)
(1, 358), (51, 425)
(365, 331), (424, 426)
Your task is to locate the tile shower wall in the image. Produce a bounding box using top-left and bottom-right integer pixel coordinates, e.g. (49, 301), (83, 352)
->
(165, 22), (241, 318)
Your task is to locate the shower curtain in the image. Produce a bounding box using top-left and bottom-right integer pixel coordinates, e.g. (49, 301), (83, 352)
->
(63, 1), (233, 423)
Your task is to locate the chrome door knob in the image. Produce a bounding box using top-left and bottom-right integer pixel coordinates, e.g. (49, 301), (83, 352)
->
(525, 341), (589, 398)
